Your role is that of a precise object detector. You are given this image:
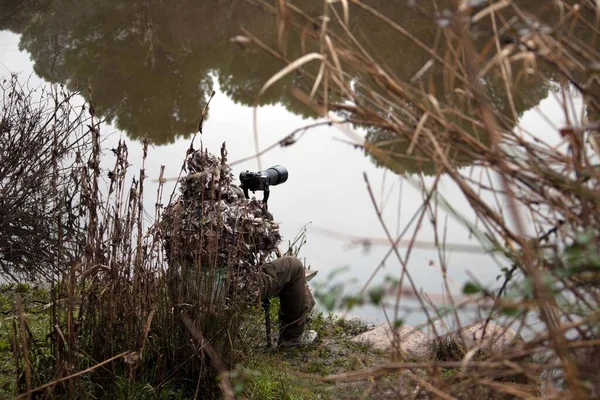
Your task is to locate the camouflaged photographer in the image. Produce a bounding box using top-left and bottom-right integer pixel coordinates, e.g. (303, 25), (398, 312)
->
(161, 144), (317, 347)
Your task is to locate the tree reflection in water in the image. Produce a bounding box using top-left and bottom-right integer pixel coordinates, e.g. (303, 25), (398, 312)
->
(0, 0), (595, 174)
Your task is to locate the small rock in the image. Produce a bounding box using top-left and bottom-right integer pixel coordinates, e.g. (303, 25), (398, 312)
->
(535, 337), (600, 397)
(435, 321), (524, 360)
(351, 323), (433, 361)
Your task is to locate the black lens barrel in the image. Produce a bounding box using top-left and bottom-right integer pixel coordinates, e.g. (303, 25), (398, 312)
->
(263, 165), (288, 186)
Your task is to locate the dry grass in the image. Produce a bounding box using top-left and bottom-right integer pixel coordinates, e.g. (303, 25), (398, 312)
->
(0, 75), (279, 398)
(3, 0), (600, 398)
(241, 0), (600, 398)
(0, 76), (91, 282)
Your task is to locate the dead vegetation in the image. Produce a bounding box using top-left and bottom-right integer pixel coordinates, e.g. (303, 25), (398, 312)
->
(0, 73), (294, 398)
(2, 0), (600, 398)
(0, 76), (90, 282)
(238, 0), (600, 398)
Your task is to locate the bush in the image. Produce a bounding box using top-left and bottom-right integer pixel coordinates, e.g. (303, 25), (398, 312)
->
(0, 76), (90, 281)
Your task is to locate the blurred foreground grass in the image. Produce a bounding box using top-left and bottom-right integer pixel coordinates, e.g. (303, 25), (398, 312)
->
(0, 284), (399, 399)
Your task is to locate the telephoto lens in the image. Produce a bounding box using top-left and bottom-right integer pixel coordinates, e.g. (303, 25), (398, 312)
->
(263, 165), (288, 186)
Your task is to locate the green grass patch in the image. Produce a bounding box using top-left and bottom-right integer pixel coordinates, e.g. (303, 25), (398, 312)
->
(0, 283), (55, 397)
(234, 308), (387, 400)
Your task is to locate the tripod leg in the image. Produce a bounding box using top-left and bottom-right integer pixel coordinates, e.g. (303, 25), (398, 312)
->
(263, 300), (272, 348)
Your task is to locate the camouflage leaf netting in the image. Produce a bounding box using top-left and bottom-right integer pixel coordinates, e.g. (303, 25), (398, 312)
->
(161, 144), (282, 304)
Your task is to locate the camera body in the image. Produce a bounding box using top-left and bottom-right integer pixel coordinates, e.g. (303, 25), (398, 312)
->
(239, 165), (288, 204)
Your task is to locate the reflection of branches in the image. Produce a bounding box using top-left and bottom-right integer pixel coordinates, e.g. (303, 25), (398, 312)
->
(141, 0), (157, 67)
(160, 120), (348, 183)
(236, 119), (344, 166)
(303, 223), (485, 254)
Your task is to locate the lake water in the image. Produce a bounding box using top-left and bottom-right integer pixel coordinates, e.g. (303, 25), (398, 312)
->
(0, 1), (583, 331)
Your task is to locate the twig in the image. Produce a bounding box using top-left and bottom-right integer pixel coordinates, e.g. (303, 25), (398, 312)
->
(16, 295), (31, 400)
(189, 90), (216, 153)
(15, 352), (133, 399)
(181, 315), (235, 400)
(363, 172), (435, 326)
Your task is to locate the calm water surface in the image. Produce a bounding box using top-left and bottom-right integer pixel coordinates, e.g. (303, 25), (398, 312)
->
(0, 0), (580, 329)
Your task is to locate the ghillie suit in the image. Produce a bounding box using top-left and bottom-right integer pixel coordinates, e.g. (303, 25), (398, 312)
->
(161, 144), (282, 308)
(156, 144), (287, 395)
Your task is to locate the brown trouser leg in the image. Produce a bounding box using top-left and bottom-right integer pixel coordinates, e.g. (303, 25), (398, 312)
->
(259, 256), (315, 342)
